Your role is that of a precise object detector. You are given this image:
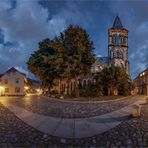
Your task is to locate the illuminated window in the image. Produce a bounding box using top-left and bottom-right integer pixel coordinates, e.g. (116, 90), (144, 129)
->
(5, 88), (9, 93)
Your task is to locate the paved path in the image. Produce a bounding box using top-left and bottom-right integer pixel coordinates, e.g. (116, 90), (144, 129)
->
(0, 95), (143, 118)
(1, 96), (145, 139)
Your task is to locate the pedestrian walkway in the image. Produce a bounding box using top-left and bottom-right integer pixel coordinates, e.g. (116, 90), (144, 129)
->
(1, 97), (145, 138)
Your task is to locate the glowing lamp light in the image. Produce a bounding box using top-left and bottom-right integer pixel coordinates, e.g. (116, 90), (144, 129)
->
(140, 72), (145, 77)
(24, 86), (29, 90)
(36, 89), (42, 95)
(0, 86), (4, 90)
(36, 89), (40, 92)
(0, 86), (4, 96)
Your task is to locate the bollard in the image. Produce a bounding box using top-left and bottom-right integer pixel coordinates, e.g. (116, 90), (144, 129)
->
(132, 104), (141, 117)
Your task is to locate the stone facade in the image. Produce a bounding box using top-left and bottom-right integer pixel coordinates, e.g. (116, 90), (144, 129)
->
(92, 16), (130, 75)
(52, 77), (92, 96)
(53, 16), (130, 96)
(134, 68), (148, 95)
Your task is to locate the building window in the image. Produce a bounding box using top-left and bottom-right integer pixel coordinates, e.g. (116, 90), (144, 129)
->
(5, 88), (9, 93)
(117, 51), (120, 58)
(113, 52), (116, 58)
(16, 78), (19, 83)
(4, 79), (8, 84)
(15, 87), (20, 93)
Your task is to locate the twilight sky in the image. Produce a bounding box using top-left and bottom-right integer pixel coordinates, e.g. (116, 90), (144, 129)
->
(0, 0), (147, 79)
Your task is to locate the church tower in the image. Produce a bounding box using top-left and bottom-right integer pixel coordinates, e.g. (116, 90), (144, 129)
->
(108, 16), (130, 75)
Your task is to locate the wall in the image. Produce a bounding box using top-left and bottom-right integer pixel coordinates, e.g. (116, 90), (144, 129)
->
(0, 72), (26, 96)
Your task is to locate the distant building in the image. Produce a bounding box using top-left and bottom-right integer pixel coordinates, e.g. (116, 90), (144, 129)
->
(92, 16), (130, 75)
(0, 67), (39, 96)
(133, 68), (148, 96)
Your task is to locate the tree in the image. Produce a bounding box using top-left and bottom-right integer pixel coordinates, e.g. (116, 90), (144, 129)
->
(27, 25), (95, 94)
(78, 73), (103, 98)
(63, 25), (95, 78)
(118, 72), (134, 96)
(99, 65), (134, 96)
(27, 39), (58, 92)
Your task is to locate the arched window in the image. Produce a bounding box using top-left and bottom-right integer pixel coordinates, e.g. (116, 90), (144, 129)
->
(112, 36), (114, 44)
(64, 83), (66, 92)
(119, 36), (122, 45)
(83, 80), (86, 88)
(61, 84), (63, 92)
(71, 82), (72, 92)
(73, 81), (76, 91)
(113, 51), (116, 58)
(115, 35), (118, 45)
(113, 35), (116, 44)
(120, 52), (123, 59)
(121, 37), (123, 45)
(117, 51), (120, 58)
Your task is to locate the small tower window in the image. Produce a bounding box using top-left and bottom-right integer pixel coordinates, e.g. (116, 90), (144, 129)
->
(121, 37), (123, 45)
(117, 51), (120, 58)
(113, 51), (116, 58)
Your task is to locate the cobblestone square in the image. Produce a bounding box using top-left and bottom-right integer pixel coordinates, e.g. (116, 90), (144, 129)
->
(0, 95), (148, 147)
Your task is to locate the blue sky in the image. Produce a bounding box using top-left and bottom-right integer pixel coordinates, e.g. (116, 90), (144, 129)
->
(0, 0), (147, 79)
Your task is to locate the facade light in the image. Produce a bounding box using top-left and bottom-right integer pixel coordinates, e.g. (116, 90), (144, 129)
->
(24, 86), (29, 90)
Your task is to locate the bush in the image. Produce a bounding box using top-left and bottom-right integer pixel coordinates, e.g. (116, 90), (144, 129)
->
(79, 82), (103, 97)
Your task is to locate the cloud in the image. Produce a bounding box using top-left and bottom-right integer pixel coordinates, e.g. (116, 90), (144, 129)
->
(0, 0), (67, 78)
(0, 0), (147, 79)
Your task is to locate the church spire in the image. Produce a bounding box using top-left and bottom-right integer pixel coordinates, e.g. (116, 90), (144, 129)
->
(112, 16), (123, 29)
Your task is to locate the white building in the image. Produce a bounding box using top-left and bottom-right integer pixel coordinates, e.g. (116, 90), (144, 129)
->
(0, 67), (35, 96)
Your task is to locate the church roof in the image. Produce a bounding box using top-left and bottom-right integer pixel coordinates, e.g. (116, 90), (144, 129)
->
(112, 16), (123, 29)
(96, 57), (108, 65)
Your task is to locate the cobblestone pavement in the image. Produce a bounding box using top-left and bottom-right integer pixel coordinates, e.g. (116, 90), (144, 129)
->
(0, 102), (74, 147)
(1, 96), (148, 147)
(0, 95), (143, 118)
(74, 103), (148, 147)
